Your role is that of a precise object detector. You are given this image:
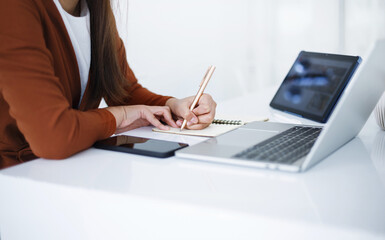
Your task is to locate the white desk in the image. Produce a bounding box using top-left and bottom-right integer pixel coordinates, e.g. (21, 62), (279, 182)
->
(1, 88), (385, 240)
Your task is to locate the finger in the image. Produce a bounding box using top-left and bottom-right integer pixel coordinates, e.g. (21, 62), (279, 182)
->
(163, 107), (178, 128)
(184, 111), (198, 124)
(160, 116), (178, 128)
(153, 107), (178, 128)
(191, 105), (215, 124)
(176, 119), (183, 127)
(186, 111), (215, 129)
(196, 112), (216, 125)
(193, 95), (216, 116)
(177, 99), (198, 122)
(186, 114), (212, 128)
(143, 109), (169, 130)
(192, 104), (211, 116)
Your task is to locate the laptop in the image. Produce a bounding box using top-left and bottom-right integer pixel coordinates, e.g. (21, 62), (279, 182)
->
(176, 40), (385, 172)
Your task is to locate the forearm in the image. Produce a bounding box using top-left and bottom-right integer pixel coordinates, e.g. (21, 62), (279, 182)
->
(16, 107), (116, 159)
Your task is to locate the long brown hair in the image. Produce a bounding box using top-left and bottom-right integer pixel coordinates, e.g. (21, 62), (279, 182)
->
(85, 0), (129, 107)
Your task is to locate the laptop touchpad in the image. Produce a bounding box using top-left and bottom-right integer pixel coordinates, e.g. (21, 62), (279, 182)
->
(216, 128), (279, 148)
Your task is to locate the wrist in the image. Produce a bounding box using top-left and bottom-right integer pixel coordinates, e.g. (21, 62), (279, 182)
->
(106, 106), (125, 128)
(165, 97), (178, 111)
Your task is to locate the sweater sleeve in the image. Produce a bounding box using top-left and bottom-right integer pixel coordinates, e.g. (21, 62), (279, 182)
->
(106, 38), (173, 107)
(0, 0), (116, 159)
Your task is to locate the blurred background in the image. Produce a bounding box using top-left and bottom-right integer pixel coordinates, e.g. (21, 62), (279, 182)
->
(113, 0), (385, 103)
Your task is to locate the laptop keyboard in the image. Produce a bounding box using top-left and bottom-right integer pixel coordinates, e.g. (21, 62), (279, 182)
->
(233, 126), (322, 164)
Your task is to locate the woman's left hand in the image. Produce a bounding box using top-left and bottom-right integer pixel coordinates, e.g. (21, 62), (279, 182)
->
(166, 94), (217, 130)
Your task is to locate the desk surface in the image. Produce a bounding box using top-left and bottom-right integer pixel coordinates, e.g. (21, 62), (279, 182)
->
(1, 88), (385, 240)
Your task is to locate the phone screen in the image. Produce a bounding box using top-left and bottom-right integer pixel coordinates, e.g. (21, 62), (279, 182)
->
(94, 135), (188, 158)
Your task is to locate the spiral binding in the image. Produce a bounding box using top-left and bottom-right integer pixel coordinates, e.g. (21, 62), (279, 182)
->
(212, 119), (243, 125)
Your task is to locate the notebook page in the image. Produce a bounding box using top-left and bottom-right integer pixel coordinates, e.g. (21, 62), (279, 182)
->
(152, 124), (241, 137)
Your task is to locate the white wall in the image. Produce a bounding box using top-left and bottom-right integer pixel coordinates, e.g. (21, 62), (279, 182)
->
(114, 0), (385, 102)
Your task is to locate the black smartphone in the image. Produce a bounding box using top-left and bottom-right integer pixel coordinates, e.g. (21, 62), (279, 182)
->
(94, 135), (188, 158)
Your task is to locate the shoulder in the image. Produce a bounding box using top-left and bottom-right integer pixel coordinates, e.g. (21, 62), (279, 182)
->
(0, 0), (59, 23)
(0, 0), (41, 27)
(0, 0), (40, 14)
(0, 0), (60, 46)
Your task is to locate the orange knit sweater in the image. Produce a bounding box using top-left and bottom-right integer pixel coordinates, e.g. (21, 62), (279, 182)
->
(0, 0), (171, 169)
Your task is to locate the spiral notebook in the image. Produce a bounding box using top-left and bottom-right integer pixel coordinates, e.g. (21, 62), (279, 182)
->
(153, 117), (269, 137)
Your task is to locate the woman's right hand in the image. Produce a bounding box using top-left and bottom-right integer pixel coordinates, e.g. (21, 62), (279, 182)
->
(106, 105), (178, 134)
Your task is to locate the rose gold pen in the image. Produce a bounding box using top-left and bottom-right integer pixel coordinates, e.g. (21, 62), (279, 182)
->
(180, 65), (216, 131)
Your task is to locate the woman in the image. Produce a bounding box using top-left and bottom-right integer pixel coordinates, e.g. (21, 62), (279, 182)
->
(0, 0), (216, 169)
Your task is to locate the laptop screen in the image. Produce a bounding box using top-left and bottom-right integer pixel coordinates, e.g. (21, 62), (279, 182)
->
(270, 51), (361, 123)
